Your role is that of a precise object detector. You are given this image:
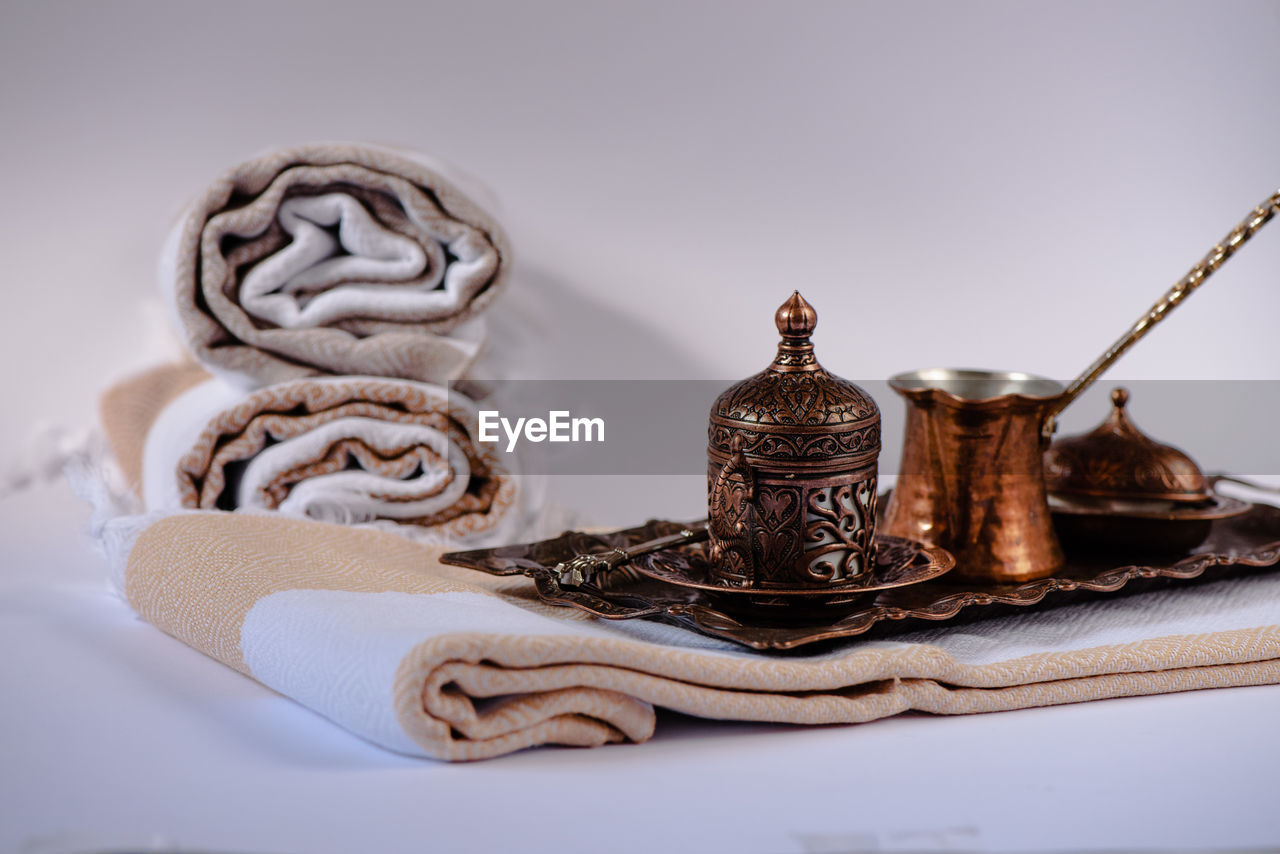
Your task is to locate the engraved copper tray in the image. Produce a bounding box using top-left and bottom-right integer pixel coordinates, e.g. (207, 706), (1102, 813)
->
(441, 502), (1280, 651)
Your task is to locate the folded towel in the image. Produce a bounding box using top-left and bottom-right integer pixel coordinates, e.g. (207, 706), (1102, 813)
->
(102, 363), (532, 547)
(102, 507), (1280, 761)
(163, 143), (509, 388)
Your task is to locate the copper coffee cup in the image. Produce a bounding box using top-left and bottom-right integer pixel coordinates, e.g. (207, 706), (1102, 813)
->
(706, 293), (881, 589)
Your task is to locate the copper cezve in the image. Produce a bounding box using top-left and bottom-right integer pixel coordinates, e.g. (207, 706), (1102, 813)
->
(883, 189), (1279, 583)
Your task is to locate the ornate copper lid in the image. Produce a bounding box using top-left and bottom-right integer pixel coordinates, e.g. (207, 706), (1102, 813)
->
(1044, 387), (1209, 504)
(708, 292), (880, 470)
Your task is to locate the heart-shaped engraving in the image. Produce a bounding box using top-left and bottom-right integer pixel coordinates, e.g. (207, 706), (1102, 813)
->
(757, 487), (797, 525)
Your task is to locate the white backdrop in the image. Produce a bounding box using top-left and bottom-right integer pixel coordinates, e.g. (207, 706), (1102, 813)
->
(3, 0), (1279, 523)
(4, 3), (1279, 390)
(2, 2), (1279, 851)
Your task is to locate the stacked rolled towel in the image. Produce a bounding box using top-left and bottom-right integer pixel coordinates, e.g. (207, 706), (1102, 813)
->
(162, 143), (509, 388)
(102, 364), (530, 547)
(96, 144), (538, 547)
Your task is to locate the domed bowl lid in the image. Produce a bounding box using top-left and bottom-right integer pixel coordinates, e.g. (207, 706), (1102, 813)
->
(1044, 387), (1209, 503)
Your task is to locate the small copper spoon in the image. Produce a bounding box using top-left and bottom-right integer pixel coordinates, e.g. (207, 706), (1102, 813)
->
(554, 524), (709, 586)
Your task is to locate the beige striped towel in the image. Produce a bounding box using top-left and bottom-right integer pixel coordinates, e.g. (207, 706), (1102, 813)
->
(162, 143), (509, 388)
(101, 363), (535, 548)
(97, 505), (1280, 762)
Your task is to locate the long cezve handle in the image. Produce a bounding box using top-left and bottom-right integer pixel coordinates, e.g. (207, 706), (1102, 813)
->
(1048, 188), (1280, 429)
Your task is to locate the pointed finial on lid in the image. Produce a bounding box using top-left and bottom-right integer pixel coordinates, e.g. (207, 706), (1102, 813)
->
(770, 291), (820, 372)
(775, 291), (817, 340)
(1105, 387), (1133, 430)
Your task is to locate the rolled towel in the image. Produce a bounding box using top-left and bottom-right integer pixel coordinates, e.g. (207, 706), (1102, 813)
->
(102, 364), (530, 547)
(163, 144), (510, 388)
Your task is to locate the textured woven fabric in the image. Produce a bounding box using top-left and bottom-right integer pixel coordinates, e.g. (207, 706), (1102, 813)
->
(109, 509), (1280, 762)
(162, 143), (509, 388)
(104, 364), (530, 547)
(99, 361), (209, 492)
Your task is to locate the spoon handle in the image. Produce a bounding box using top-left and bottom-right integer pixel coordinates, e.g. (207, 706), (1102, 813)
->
(1208, 474), (1280, 495)
(1050, 189), (1280, 426)
(554, 524), (709, 586)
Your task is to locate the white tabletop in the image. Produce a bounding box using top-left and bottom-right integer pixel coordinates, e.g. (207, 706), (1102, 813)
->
(4, 482), (1280, 853)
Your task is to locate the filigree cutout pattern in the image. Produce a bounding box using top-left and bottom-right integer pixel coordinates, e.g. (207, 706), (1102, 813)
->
(802, 478), (877, 583)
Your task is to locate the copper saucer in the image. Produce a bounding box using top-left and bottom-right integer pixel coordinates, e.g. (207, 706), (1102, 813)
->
(630, 535), (954, 621)
(1047, 492), (1250, 520)
(1048, 492), (1250, 554)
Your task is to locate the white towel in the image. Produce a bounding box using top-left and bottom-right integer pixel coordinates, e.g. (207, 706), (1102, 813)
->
(93, 505), (1280, 762)
(161, 143), (510, 389)
(133, 372), (540, 548)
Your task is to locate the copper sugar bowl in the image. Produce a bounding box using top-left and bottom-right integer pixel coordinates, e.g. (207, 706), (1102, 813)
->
(706, 292), (881, 589)
(1044, 386), (1249, 553)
